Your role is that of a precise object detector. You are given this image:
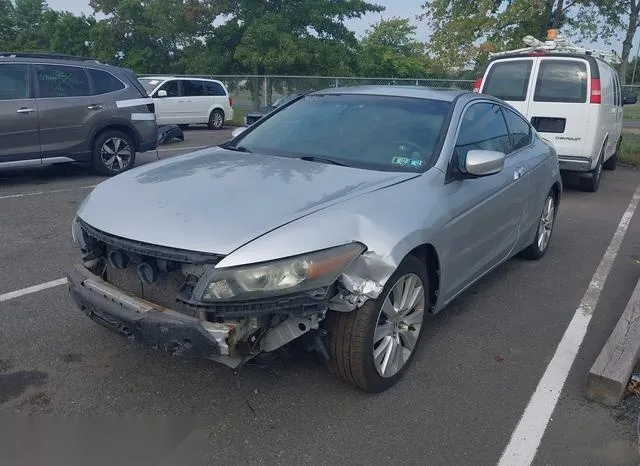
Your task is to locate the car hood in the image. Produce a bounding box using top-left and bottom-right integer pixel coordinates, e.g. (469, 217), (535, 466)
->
(77, 147), (419, 255)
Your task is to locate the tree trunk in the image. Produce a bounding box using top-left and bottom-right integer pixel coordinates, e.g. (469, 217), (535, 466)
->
(619, 1), (640, 85)
(551, 0), (565, 29)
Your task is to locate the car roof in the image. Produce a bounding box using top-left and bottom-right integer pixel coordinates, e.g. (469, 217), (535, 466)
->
(309, 85), (472, 103)
(0, 54), (112, 69)
(141, 76), (223, 83)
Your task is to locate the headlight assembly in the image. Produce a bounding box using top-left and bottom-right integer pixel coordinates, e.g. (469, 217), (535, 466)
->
(71, 216), (86, 249)
(194, 242), (366, 302)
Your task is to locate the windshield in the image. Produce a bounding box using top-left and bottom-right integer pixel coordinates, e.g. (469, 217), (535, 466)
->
(138, 78), (162, 95)
(233, 94), (451, 172)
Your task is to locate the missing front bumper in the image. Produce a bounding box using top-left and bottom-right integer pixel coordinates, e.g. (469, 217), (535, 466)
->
(67, 263), (242, 367)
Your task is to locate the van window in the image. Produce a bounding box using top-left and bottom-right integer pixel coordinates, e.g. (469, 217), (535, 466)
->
(534, 60), (588, 103)
(455, 103), (511, 160)
(204, 81), (226, 96)
(88, 69), (125, 95)
(483, 60), (533, 101)
(182, 80), (204, 97)
(502, 108), (532, 151)
(157, 80), (179, 97)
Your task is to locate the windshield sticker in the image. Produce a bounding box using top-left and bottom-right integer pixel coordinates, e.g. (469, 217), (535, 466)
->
(391, 156), (423, 168)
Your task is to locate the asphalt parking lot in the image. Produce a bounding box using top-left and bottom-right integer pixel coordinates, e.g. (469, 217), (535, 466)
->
(1, 128), (640, 465)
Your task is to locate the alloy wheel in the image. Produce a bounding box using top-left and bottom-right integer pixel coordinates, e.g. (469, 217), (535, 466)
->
(100, 137), (132, 171)
(373, 273), (426, 378)
(537, 195), (555, 252)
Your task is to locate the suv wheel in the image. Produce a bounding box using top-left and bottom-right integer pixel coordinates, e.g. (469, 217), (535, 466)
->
(208, 109), (224, 130)
(92, 130), (136, 176)
(326, 255), (428, 393)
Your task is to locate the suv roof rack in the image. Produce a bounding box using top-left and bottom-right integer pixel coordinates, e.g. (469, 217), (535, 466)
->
(488, 30), (620, 65)
(0, 51), (102, 63)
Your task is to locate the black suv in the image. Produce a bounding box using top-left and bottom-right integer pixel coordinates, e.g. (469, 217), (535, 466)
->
(0, 52), (158, 175)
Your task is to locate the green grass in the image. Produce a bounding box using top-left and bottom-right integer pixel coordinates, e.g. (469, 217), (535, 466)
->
(624, 104), (640, 121)
(228, 108), (247, 126)
(620, 133), (640, 167)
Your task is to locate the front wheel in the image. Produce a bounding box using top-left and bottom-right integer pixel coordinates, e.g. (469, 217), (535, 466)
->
(91, 130), (136, 176)
(521, 191), (556, 260)
(326, 255), (428, 393)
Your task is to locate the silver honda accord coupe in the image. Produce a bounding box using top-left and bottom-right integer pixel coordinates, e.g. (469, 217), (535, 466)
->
(68, 86), (562, 393)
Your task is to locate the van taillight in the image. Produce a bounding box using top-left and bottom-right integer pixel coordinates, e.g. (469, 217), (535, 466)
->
(229, 97), (233, 107)
(473, 78), (482, 93)
(590, 78), (601, 104)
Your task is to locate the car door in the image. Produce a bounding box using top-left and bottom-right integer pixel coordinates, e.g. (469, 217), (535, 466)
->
(152, 79), (180, 125)
(35, 63), (92, 160)
(180, 79), (209, 123)
(0, 63), (41, 164)
(439, 102), (529, 303)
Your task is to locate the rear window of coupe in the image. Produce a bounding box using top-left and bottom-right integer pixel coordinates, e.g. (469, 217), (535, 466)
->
(483, 60), (533, 101)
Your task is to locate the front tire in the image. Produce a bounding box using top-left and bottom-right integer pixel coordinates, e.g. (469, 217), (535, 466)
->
(208, 109), (224, 130)
(521, 190), (557, 260)
(91, 130), (136, 176)
(326, 255), (428, 393)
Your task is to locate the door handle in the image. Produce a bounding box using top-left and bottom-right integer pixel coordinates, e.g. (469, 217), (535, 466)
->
(514, 167), (526, 179)
(88, 104), (103, 110)
(16, 107), (34, 114)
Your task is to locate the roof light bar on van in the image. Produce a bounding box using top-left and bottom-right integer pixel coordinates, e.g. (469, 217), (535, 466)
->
(590, 78), (601, 104)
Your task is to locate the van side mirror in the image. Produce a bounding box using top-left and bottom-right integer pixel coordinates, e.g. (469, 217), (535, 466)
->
(623, 94), (637, 106)
(459, 150), (506, 177)
(156, 90), (168, 98)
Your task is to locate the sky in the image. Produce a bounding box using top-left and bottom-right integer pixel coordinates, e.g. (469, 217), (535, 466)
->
(45, 0), (631, 57)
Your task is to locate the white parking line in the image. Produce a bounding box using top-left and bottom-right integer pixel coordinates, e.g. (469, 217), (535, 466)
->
(498, 184), (640, 466)
(0, 278), (68, 303)
(0, 185), (96, 200)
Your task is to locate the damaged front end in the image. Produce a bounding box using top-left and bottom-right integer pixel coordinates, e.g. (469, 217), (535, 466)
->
(68, 217), (381, 368)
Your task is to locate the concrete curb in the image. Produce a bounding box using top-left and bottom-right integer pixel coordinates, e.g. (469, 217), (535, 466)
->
(585, 276), (640, 407)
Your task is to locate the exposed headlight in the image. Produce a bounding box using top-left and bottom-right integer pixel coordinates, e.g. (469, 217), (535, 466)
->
(71, 216), (86, 249)
(195, 243), (366, 302)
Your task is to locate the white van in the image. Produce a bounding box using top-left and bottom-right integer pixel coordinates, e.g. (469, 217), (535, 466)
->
(474, 33), (636, 192)
(138, 76), (234, 130)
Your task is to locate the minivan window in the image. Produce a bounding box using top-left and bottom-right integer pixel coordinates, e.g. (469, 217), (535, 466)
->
(157, 80), (179, 97)
(0, 64), (30, 100)
(483, 60), (533, 101)
(534, 60), (588, 103)
(204, 81), (226, 96)
(36, 64), (90, 98)
(502, 107), (532, 151)
(182, 80), (204, 97)
(455, 103), (511, 159)
(88, 69), (125, 95)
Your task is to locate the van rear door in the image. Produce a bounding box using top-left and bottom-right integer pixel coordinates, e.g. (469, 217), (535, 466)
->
(526, 57), (591, 158)
(480, 58), (535, 116)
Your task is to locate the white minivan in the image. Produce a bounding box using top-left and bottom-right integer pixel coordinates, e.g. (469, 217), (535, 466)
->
(474, 34), (636, 192)
(138, 76), (234, 130)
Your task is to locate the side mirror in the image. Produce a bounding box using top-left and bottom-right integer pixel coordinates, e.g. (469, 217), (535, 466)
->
(462, 149), (506, 177)
(623, 94), (637, 106)
(156, 90), (168, 98)
(231, 126), (247, 138)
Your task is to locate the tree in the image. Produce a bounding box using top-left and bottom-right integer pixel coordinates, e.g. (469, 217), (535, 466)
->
(419, 0), (600, 71)
(358, 18), (427, 78)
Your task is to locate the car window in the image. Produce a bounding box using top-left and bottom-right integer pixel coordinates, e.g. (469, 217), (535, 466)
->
(454, 103), (511, 160)
(0, 64), (30, 100)
(534, 60), (588, 103)
(182, 80), (204, 97)
(502, 107), (533, 152)
(88, 69), (125, 95)
(36, 64), (90, 98)
(157, 80), (179, 97)
(204, 81), (226, 96)
(233, 94), (452, 172)
(483, 60), (533, 101)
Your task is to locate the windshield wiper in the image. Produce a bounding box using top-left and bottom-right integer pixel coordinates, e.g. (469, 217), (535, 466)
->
(298, 155), (348, 167)
(222, 144), (252, 153)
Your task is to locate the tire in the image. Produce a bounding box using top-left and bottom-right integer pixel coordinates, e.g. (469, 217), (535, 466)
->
(603, 138), (620, 171)
(521, 190), (557, 260)
(207, 109), (224, 130)
(579, 150), (603, 193)
(91, 130), (136, 176)
(326, 255), (429, 393)
(178, 124), (189, 130)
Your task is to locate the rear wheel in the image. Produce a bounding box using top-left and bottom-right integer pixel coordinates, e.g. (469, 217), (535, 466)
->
(603, 138), (620, 171)
(91, 130), (136, 176)
(326, 255), (428, 393)
(207, 109), (224, 130)
(579, 151), (603, 193)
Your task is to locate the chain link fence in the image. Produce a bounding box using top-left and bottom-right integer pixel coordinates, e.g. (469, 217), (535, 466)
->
(139, 74), (476, 117)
